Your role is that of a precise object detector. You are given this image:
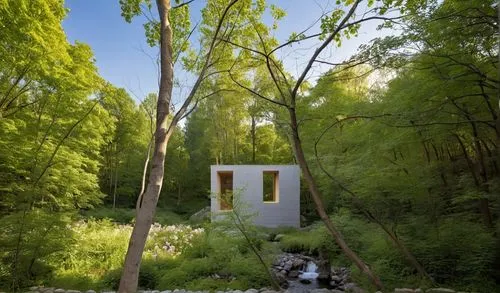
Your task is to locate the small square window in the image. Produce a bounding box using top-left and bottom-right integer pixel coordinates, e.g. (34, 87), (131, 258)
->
(263, 171), (279, 202)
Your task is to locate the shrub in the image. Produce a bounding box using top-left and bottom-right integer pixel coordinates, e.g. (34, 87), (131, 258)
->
(0, 210), (73, 290)
(80, 208), (135, 224)
(279, 225), (335, 255)
(227, 255), (270, 288)
(80, 207), (185, 225)
(158, 268), (190, 289)
(49, 219), (131, 290)
(145, 223), (204, 258)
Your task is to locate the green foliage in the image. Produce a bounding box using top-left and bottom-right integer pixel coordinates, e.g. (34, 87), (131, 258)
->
(47, 220), (207, 290)
(406, 218), (497, 289)
(0, 210), (73, 289)
(1, 0), (499, 291)
(80, 208), (137, 224)
(81, 207), (185, 225)
(50, 219), (131, 288)
(279, 225), (334, 255)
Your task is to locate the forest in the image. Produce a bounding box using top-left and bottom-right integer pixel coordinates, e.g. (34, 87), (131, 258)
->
(0, 0), (498, 293)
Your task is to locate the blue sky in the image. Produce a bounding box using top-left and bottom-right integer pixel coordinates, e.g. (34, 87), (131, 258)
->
(63, 0), (393, 102)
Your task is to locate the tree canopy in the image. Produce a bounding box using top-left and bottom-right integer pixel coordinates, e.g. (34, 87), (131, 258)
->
(0, 0), (498, 291)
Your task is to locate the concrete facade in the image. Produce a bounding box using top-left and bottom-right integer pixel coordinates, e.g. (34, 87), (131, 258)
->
(210, 165), (300, 228)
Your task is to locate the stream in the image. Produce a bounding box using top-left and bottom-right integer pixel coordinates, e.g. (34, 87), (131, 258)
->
(286, 261), (330, 293)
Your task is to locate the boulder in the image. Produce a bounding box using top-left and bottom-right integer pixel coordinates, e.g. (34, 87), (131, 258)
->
(283, 260), (293, 271)
(330, 275), (342, 283)
(244, 289), (258, 293)
(189, 207), (211, 222)
(274, 272), (288, 288)
(288, 270), (299, 278)
(54, 289), (65, 293)
(292, 258), (305, 269)
(317, 270), (330, 281)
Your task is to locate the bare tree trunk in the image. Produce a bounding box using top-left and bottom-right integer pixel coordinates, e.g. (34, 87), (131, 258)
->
(118, 0), (240, 290)
(288, 108), (383, 290)
(136, 135), (154, 210)
(118, 0), (174, 291)
(109, 146), (114, 195)
(113, 165), (118, 209)
(251, 115), (256, 163)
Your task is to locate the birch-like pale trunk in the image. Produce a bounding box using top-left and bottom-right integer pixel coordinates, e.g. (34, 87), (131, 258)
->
(118, 1), (240, 291)
(118, 0), (173, 291)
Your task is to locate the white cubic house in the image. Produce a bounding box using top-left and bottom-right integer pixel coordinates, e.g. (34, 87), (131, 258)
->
(210, 165), (300, 228)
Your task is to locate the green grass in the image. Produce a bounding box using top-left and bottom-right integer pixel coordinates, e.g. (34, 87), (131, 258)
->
(46, 218), (278, 291)
(80, 207), (185, 225)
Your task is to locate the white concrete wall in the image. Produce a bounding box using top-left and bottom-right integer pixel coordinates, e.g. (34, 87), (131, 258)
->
(210, 165), (300, 228)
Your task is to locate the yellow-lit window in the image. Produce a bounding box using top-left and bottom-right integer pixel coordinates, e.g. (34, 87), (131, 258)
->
(263, 171), (279, 202)
(218, 171), (233, 210)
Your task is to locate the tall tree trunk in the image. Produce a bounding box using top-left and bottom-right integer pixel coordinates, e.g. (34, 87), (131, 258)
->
(136, 136), (154, 210)
(251, 115), (256, 163)
(118, 0), (174, 291)
(113, 164), (118, 209)
(287, 107), (383, 289)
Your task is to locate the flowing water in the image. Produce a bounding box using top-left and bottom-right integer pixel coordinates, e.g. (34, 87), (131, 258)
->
(298, 261), (319, 279)
(287, 261), (327, 293)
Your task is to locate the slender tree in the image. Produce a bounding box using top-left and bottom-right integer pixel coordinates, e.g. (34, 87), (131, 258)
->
(117, 0), (242, 291)
(223, 0), (421, 288)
